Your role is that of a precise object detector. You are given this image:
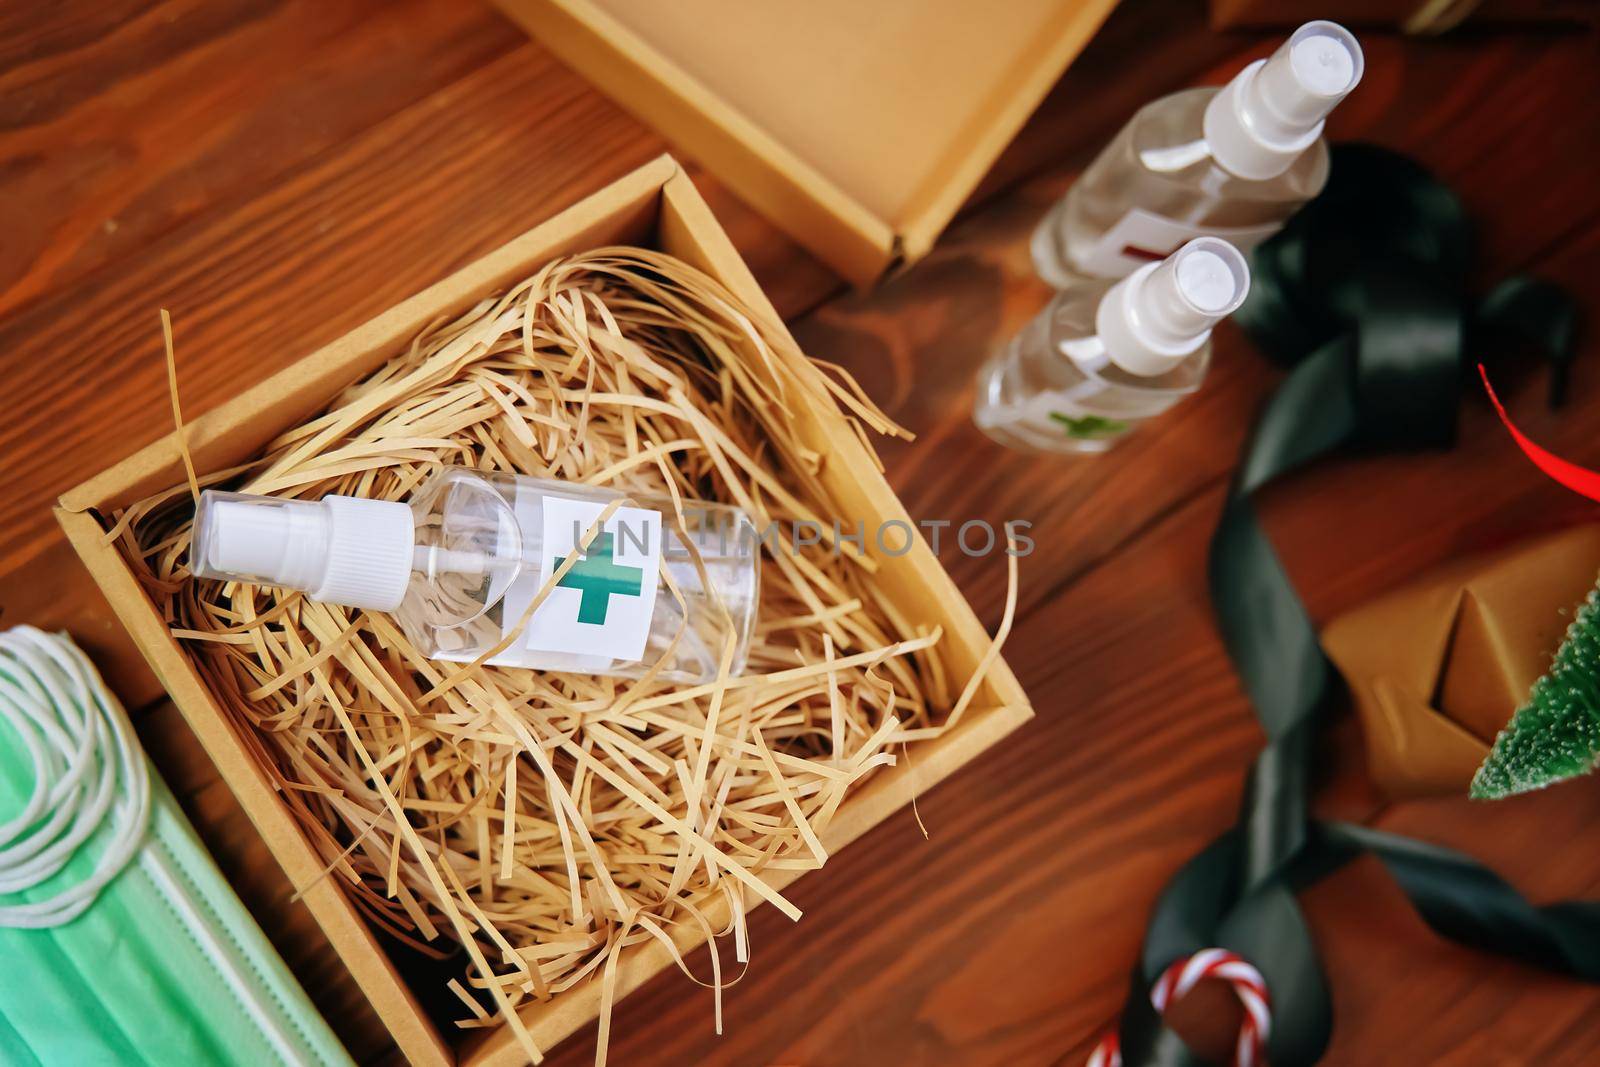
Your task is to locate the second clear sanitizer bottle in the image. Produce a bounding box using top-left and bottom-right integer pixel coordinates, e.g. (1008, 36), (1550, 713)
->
(1032, 21), (1362, 287)
(975, 237), (1249, 454)
(190, 467), (759, 683)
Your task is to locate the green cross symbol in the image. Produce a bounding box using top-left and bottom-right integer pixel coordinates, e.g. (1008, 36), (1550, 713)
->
(554, 532), (644, 625)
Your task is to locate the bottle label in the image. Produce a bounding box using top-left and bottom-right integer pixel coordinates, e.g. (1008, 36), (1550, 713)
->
(1081, 208), (1279, 278)
(1016, 381), (1182, 438)
(505, 492), (663, 665)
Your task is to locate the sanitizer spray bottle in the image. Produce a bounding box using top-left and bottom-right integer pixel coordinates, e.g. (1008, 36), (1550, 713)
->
(975, 237), (1249, 453)
(1032, 21), (1362, 287)
(190, 467), (760, 683)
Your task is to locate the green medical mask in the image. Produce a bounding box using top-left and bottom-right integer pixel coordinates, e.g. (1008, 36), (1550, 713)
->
(0, 626), (352, 1067)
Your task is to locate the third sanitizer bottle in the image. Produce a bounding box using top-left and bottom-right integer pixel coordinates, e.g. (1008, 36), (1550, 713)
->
(975, 238), (1249, 453)
(1032, 21), (1362, 288)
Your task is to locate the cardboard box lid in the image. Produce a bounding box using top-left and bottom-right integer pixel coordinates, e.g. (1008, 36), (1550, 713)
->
(494, 0), (1120, 286)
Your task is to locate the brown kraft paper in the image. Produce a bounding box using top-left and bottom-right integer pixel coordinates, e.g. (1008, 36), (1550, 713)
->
(1323, 524), (1600, 798)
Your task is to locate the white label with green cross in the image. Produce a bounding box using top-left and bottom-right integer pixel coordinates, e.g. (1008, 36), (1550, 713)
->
(519, 493), (662, 663)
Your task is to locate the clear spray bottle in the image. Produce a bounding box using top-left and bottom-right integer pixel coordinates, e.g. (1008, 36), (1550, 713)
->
(190, 467), (760, 683)
(1032, 20), (1362, 288)
(975, 237), (1249, 454)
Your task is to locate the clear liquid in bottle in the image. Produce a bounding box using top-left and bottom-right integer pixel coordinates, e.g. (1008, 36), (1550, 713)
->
(1032, 21), (1361, 288)
(191, 467), (760, 683)
(976, 238), (1249, 453)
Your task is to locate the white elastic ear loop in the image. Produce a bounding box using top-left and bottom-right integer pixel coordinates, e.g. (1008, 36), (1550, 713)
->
(0, 648), (113, 880)
(0, 627), (150, 928)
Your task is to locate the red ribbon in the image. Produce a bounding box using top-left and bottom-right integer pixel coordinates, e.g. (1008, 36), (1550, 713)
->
(1479, 364), (1600, 503)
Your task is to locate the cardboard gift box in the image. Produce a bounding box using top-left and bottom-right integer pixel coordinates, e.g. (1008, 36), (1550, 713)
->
(491, 0), (1120, 288)
(56, 156), (1033, 1066)
(1323, 524), (1600, 800)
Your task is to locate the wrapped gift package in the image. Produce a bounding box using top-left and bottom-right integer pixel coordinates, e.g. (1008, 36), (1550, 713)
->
(1323, 524), (1600, 799)
(491, 0), (1121, 287)
(55, 156), (1033, 1066)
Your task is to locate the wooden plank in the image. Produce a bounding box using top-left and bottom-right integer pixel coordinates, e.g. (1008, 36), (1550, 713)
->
(1278, 215), (1600, 1067)
(4, 0), (1599, 1064)
(0, 4), (829, 1061)
(543, 19), (1600, 1067)
(0, 0), (523, 318)
(0, 41), (831, 702)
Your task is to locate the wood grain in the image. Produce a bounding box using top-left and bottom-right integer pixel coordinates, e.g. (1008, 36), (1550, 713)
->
(3, 1), (1599, 1065)
(548, 15), (1600, 1067)
(0, 0), (524, 317)
(0, 11), (833, 706)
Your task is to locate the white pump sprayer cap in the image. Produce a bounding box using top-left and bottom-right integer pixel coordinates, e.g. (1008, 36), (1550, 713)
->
(1094, 237), (1250, 378)
(1203, 21), (1363, 181)
(191, 490), (415, 612)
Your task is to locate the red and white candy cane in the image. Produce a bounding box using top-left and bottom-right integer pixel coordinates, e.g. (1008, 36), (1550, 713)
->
(1086, 949), (1271, 1067)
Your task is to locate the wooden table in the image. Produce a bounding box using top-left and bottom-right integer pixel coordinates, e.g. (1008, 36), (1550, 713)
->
(5, 2), (1599, 1064)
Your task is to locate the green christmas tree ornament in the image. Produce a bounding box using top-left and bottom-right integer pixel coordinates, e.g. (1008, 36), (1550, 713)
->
(1471, 582), (1600, 799)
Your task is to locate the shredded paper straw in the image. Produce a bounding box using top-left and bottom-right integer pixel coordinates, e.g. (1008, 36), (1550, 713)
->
(115, 249), (1014, 1063)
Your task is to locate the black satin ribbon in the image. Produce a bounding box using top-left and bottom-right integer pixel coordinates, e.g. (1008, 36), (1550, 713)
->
(1115, 144), (1586, 1067)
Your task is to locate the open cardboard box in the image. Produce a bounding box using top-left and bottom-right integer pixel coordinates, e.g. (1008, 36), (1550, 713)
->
(492, 0), (1120, 287)
(57, 156), (1033, 1065)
